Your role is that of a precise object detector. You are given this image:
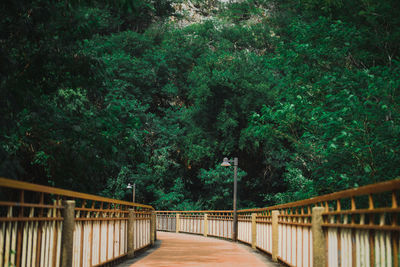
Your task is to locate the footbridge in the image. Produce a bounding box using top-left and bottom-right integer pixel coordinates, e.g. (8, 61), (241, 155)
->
(0, 177), (399, 267)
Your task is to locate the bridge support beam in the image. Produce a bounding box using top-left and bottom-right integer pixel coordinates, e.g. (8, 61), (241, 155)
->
(251, 213), (257, 249)
(61, 200), (75, 267)
(204, 214), (208, 237)
(312, 207), (326, 267)
(271, 210), (279, 262)
(127, 209), (135, 258)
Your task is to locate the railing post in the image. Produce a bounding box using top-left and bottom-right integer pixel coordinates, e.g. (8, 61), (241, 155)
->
(271, 210), (279, 262)
(251, 213), (257, 249)
(312, 207), (326, 267)
(61, 200), (75, 267)
(204, 214), (208, 237)
(155, 213), (157, 241)
(150, 210), (156, 245)
(232, 212), (238, 241)
(127, 209), (135, 258)
(176, 213), (180, 233)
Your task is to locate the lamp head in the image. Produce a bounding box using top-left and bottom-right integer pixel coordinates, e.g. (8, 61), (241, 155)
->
(127, 183), (133, 189)
(221, 157), (231, 167)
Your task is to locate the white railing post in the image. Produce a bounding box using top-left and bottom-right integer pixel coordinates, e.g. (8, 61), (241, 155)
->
(312, 207), (326, 267)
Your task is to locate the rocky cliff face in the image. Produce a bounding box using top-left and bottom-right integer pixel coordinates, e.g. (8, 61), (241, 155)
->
(170, 0), (222, 27)
(169, 0), (268, 28)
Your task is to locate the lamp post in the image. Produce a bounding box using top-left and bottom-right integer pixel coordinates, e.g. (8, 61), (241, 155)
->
(127, 183), (136, 203)
(221, 157), (238, 242)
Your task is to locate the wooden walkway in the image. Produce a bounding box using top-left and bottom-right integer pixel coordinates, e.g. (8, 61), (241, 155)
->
(119, 231), (280, 267)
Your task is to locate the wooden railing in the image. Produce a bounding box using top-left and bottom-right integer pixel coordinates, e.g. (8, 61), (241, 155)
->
(157, 178), (400, 267)
(0, 177), (156, 267)
(157, 210), (233, 239)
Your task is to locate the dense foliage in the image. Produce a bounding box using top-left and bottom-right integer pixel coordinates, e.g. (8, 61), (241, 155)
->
(1, 0), (399, 210)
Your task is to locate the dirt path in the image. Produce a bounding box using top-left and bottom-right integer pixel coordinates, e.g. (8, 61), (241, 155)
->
(119, 231), (280, 267)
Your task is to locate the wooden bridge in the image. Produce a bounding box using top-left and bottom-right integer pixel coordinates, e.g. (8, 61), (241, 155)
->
(0, 177), (399, 267)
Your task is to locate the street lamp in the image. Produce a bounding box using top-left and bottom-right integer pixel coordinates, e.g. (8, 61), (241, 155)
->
(127, 183), (136, 203)
(221, 157), (238, 242)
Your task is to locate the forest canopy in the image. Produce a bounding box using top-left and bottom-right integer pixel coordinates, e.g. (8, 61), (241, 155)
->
(1, 0), (399, 210)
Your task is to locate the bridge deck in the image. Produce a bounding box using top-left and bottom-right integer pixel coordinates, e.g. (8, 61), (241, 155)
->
(120, 231), (279, 267)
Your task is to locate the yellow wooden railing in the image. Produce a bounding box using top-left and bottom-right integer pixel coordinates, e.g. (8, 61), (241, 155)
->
(157, 178), (400, 267)
(0, 177), (156, 267)
(156, 210), (234, 239)
(1, 177), (398, 266)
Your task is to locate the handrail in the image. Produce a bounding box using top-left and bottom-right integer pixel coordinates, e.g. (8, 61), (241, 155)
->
(0, 177), (153, 210)
(156, 179), (400, 214)
(156, 210), (232, 213)
(157, 178), (400, 267)
(238, 178), (400, 213)
(0, 177), (156, 267)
